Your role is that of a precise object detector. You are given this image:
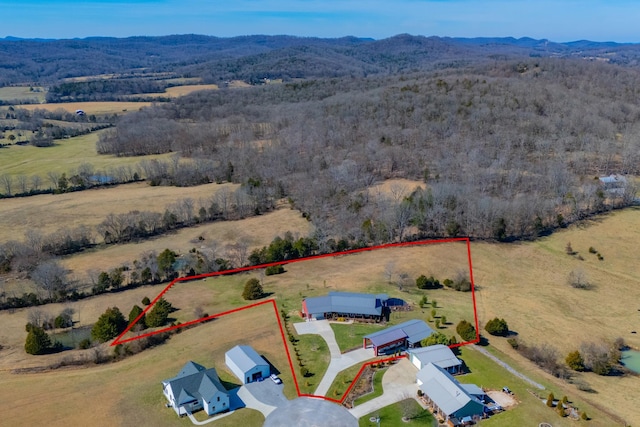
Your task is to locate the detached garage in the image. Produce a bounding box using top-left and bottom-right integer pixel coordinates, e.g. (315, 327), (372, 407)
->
(225, 345), (270, 384)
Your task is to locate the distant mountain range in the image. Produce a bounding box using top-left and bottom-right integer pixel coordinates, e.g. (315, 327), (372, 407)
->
(1, 34), (639, 86)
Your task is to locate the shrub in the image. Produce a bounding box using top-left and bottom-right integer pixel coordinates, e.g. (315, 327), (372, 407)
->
(456, 320), (476, 342)
(242, 278), (264, 300)
(416, 275), (440, 289)
(300, 367), (309, 377)
(565, 350), (585, 371)
(485, 318), (509, 336)
(141, 296), (151, 306)
(507, 338), (519, 349)
(417, 389), (424, 397)
(265, 265), (285, 275)
(581, 411), (588, 420)
(78, 338), (92, 350)
(419, 295), (428, 308)
(588, 247), (597, 254)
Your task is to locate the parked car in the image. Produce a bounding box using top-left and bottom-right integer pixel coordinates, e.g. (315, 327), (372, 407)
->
(502, 386), (512, 394)
(270, 374), (282, 384)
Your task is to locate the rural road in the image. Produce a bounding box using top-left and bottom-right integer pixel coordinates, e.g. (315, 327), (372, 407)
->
(470, 345), (545, 390)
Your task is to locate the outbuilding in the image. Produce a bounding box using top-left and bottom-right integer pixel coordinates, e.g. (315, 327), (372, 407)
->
(408, 344), (463, 374)
(363, 319), (433, 356)
(225, 345), (270, 384)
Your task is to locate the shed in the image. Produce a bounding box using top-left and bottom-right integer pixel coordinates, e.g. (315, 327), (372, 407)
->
(363, 319), (433, 355)
(225, 345), (270, 384)
(408, 344), (463, 374)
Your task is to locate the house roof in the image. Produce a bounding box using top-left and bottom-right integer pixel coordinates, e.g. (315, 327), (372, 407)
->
(364, 319), (433, 346)
(460, 384), (486, 397)
(368, 328), (407, 347)
(408, 344), (462, 369)
(304, 292), (388, 317)
(163, 361), (226, 406)
(225, 345), (268, 373)
(417, 363), (484, 417)
(599, 174), (627, 185)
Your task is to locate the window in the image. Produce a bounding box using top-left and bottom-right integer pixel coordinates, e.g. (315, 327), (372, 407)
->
(217, 396), (220, 402)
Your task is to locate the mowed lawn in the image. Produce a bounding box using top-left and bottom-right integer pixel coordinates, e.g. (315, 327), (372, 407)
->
(0, 130), (172, 177)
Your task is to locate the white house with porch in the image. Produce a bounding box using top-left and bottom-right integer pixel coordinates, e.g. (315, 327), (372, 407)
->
(162, 361), (229, 417)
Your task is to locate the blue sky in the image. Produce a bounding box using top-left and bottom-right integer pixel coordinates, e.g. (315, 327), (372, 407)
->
(0, 0), (638, 42)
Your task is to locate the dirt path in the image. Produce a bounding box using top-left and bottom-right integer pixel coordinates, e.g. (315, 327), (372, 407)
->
(470, 345), (545, 390)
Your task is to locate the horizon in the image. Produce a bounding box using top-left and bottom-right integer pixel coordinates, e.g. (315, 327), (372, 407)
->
(0, 0), (639, 43)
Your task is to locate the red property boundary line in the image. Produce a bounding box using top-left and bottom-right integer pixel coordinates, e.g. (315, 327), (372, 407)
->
(112, 237), (479, 404)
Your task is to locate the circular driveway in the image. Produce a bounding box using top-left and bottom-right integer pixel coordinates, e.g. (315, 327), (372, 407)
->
(264, 397), (357, 427)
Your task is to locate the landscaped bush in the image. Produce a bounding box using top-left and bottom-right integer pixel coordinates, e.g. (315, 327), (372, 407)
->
(265, 265), (285, 275)
(242, 278), (264, 300)
(456, 320), (477, 341)
(485, 317), (509, 336)
(416, 274), (440, 289)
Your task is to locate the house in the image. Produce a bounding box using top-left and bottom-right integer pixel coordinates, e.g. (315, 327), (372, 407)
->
(363, 319), (434, 356)
(225, 345), (270, 384)
(408, 344), (463, 374)
(162, 361), (229, 417)
(417, 362), (485, 422)
(301, 291), (389, 321)
(599, 174), (627, 196)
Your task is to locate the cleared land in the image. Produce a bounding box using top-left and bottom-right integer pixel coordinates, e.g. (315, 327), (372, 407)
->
(0, 180), (240, 242)
(124, 84), (219, 99)
(15, 101), (152, 115)
(0, 131), (172, 177)
(0, 86), (46, 103)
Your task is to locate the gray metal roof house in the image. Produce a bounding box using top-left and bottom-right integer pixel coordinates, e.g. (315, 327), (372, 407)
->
(408, 344), (463, 374)
(363, 319), (434, 355)
(225, 345), (270, 384)
(417, 362), (485, 422)
(162, 361), (229, 417)
(301, 291), (389, 321)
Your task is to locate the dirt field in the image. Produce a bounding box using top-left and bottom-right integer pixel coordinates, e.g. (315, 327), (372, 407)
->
(0, 181), (239, 242)
(487, 390), (517, 409)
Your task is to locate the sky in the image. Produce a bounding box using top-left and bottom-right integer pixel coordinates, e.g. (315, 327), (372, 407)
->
(0, 0), (638, 42)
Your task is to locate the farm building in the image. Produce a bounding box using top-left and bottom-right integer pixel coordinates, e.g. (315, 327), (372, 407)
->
(408, 344), (463, 374)
(162, 361), (229, 417)
(599, 174), (627, 196)
(225, 345), (270, 384)
(301, 291), (389, 321)
(363, 319), (433, 356)
(417, 362), (485, 422)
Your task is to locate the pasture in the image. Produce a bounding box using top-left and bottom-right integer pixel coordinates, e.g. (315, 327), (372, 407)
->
(0, 86), (46, 103)
(15, 101), (152, 115)
(124, 84), (219, 98)
(0, 131), (172, 178)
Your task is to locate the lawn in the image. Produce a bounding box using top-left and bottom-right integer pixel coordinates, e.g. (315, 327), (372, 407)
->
(359, 399), (435, 427)
(330, 322), (387, 352)
(286, 314), (331, 395)
(326, 363), (366, 399)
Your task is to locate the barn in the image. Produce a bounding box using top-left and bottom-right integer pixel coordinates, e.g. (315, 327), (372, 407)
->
(301, 292), (389, 321)
(363, 319), (433, 356)
(225, 345), (270, 384)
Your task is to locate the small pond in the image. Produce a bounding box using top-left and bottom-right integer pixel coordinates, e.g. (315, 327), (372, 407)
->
(621, 349), (640, 374)
(51, 326), (92, 349)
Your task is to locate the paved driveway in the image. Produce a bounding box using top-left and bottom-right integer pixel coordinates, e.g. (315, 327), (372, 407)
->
(349, 358), (423, 419)
(236, 380), (287, 417)
(293, 320), (375, 396)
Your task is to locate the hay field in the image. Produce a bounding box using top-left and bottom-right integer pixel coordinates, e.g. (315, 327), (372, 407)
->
(0, 181), (239, 243)
(62, 207), (314, 279)
(0, 86), (46, 103)
(125, 84), (218, 99)
(0, 131), (172, 178)
(471, 207), (640, 425)
(16, 101), (152, 115)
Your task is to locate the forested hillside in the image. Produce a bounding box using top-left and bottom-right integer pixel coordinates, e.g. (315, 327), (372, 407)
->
(97, 58), (640, 243)
(2, 34), (640, 89)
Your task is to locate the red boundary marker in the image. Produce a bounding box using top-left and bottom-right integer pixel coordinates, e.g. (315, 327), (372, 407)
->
(112, 237), (479, 404)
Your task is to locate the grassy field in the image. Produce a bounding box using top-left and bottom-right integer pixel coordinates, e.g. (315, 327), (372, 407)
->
(359, 399), (435, 426)
(124, 84), (218, 99)
(0, 131), (172, 178)
(0, 301), (293, 427)
(0, 86), (46, 103)
(13, 101), (152, 115)
(0, 180), (239, 243)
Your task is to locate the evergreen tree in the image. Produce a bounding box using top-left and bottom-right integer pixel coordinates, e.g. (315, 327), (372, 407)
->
(128, 304), (146, 329)
(24, 325), (52, 355)
(242, 278), (264, 300)
(145, 297), (173, 328)
(91, 307), (127, 343)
